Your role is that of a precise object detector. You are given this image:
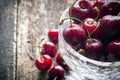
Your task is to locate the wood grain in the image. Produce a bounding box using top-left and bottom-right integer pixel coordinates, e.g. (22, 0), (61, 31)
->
(0, 0), (74, 79)
(0, 0), (17, 79)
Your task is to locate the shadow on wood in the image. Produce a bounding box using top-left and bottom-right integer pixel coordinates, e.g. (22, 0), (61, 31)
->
(0, 0), (17, 79)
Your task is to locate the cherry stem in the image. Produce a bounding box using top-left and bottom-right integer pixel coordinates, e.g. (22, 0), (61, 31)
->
(86, 27), (92, 43)
(69, 0), (78, 26)
(94, 7), (100, 21)
(59, 17), (83, 25)
(90, 22), (99, 36)
(34, 38), (45, 48)
(78, 48), (84, 54)
(54, 76), (58, 80)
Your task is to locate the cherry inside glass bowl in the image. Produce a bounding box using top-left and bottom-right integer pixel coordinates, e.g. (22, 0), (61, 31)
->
(58, 1), (120, 80)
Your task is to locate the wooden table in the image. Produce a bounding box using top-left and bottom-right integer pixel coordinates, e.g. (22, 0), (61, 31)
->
(0, 0), (74, 80)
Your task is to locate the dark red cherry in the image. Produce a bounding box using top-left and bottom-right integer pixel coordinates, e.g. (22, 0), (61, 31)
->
(82, 18), (100, 38)
(56, 53), (69, 71)
(70, 0), (93, 22)
(48, 29), (58, 44)
(101, 1), (120, 17)
(63, 24), (86, 46)
(35, 55), (53, 72)
(92, 0), (105, 19)
(107, 39), (120, 58)
(48, 65), (65, 80)
(93, 0), (105, 9)
(106, 53), (120, 62)
(41, 42), (57, 58)
(84, 38), (104, 60)
(99, 15), (120, 45)
(111, 29), (120, 40)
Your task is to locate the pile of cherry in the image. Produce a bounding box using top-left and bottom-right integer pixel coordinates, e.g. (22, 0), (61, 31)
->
(35, 29), (68, 80)
(34, 0), (120, 80)
(61, 0), (120, 62)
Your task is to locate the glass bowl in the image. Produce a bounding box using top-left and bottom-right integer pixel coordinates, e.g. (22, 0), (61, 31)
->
(58, 1), (120, 80)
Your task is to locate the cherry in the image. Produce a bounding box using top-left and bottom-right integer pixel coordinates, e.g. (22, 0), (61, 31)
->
(48, 29), (58, 44)
(106, 53), (120, 62)
(99, 15), (120, 45)
(93, 0), (105, 9)
(63, 24), (86, 47)
(41, 42), (57, 58)
(92, 0), (105, 19)
(48, 65), (65, 80)
(82, 18), (100, 38)
(35, 55), (53, 72)
(70, 0), (93, 22)
(107, 39), (120, 58)
(101, 1), (120, 17)
(56, 53), (69, 72)
(111, 29), (120, 40)
(84, 38), (104, 60)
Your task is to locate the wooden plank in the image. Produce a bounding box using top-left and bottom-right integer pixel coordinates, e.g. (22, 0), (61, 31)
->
(17, 0), (74, 79)
(0, 0), (17, 80)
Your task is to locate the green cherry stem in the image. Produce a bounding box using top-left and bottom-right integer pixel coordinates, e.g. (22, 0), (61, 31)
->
(69, 0), (78, 26)
(86, 27), (92, 43)
(59, 17), (83, 25)
(90, 21), (100, 36)
(94, 7), (100, 21)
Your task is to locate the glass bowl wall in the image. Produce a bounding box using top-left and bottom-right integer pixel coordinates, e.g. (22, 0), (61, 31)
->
(58, 2), (120, 80)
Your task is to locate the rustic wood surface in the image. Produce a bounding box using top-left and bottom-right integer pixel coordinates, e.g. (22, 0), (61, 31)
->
(0, 0), (74, 80)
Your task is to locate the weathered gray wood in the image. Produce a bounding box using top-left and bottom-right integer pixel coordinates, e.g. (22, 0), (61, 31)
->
(0, 0), (17, 80)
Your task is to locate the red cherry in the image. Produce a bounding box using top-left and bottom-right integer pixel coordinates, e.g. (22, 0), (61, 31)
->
(35, 55), (53, 72)
(56, 53), (69, 71)
(41, 42), (57, 58)
(84, 38), (104, 60)
(92, 0), (105, 19)
(101, 1), (120, 17)
(48, 65), (65, 80)
(63, 24), (86, 47)
(111, 29), (120, 41)
(70, 0), (93, 22)
(106, 53), (120, 62)
(99, 15), (120, 45)
(107, 39), (120, 57)
(82, 18), (100, 38)
(93, 0), (104, 9)
(48, 29), (58, 44)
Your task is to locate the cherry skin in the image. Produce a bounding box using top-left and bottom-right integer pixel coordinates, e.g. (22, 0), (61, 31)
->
(101, 1), (120, 17)
(93, 0), (105, 9)
(48, 65), (65, 80)
(63, 24), (86, 47)
(56, 53), (69, 72)
(41, 42), (57, 58)
(84, 38), (104, 60)
(35, 55), (53, 72)
(99, 15), (120, 45)
(106, 53), (120, 62)
(92, 0), (105, 19)
(48, 29), (58, 44)
(70, 0), (93, 22)
(111, 29), (120, 40)
(107, 39), (120, 58)
(82, 18), (100, 38)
